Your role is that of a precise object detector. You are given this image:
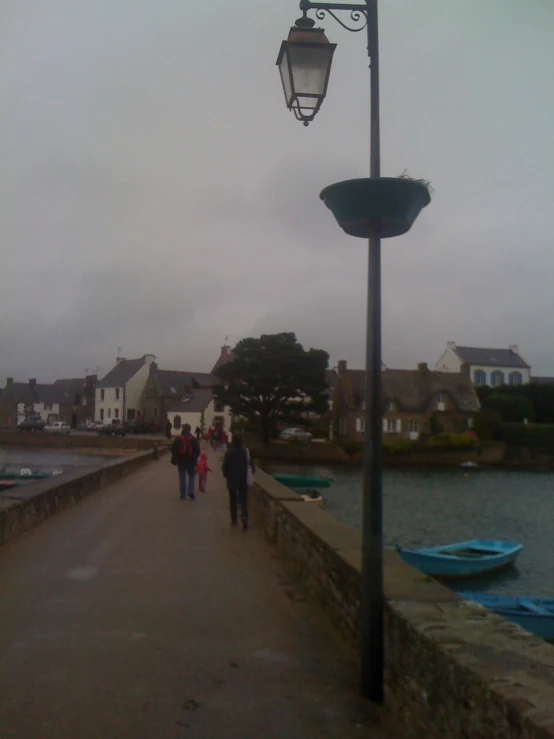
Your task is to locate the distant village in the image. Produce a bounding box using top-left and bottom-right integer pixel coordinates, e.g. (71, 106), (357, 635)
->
(0, 341), (550, 442)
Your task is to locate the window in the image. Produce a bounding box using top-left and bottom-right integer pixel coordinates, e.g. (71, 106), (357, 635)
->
(510, 372), (522, 386)
(100, 389), (105, 401)
(384, 419), (396, 433)
(108, 408), (111, 418)
(173, 415), (182, 430)
(100, 409), (104, 420)
(115, 388), (120, 400)
(491, 370), (504, 387)
(214, 401), (224, 413)
(473, 370), (486, 386)
(409, 419), (419, 433)
(386, 401), (395, 412)
(44, 403), (53, 411)
(355, 417), (365, 433)
(436, 393), (445, 404)
(114, 408), (119, 418)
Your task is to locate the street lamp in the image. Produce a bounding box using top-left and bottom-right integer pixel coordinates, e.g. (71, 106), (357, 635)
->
(277, 0), (431, 705)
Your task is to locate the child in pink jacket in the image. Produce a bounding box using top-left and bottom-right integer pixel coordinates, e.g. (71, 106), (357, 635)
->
(196, 452), (211, 492)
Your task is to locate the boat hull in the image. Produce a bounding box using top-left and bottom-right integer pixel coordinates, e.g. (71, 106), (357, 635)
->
(459, 593), (554, 640)
(396, 539), (522, 578)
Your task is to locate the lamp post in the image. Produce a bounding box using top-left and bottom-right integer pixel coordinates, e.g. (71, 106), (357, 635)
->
(277, 0), (430, 704)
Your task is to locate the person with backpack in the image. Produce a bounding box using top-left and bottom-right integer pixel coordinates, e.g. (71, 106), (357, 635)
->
(171, 424), (200, 500)
(221, 433), (255, 530)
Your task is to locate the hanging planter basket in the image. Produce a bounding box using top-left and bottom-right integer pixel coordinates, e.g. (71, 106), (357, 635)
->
(319, 177), (431, 239)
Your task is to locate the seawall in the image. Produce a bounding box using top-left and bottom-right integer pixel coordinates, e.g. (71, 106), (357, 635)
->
(0, 430), (171, 452)
(251, 470), (554, 738)
(0, 446), (166, 548)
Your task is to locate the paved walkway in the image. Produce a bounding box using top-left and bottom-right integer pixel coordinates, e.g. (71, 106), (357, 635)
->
(0, 447), (395, 738)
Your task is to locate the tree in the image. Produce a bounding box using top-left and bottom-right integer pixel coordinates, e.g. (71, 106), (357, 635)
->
(213, 332), (329, 443)
(482, 393), (535, 423)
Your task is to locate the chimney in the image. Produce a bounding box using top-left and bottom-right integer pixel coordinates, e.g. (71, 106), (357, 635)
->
(460, 362), (470, 378)
(509, 345), (519, 354)
(418, 362), (428, 373)
(29, 378), (37, 386)
(447, 341), (456, 349)
(116, 357), (126, 365)
(221, 345), (229, 357)
(149, 362), (158, 375)
(143, 354), (156, 363)
(337, 360), (347, 375)
(6, 378), (13, 389)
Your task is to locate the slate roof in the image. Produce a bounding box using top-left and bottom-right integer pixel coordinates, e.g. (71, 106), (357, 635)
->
(190, 373), (217, 388)
(166, 389), (214, 414)
(454, 346), (529, 369)
(97, 358), (147, 388)
(53, 378), (87, 400)
(157, 370), (193, 397)
(11, 383), (38, 405)
(342, 367), (480, 414)
(33, 384), (69, 404)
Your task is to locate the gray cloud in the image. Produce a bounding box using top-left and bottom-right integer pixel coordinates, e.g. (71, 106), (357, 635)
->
(1, 0), (554, 384)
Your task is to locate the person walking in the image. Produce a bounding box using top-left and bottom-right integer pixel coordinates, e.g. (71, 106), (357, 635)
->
(171, 424), (200, 500)
(195, 425), (202, 442)
(196, 451), (211, 492)
(165, 419), (172, 440)
(222, 434), (255, 530)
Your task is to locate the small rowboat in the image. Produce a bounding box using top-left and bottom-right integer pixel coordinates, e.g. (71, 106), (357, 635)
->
(0, 470), (53, 481)
(395, 539), (522, 578)
(272, 473), (331, 489)
(458, 592), (554, 640)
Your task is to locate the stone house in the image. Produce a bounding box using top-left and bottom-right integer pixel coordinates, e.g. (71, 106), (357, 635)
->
(435, 341), (531, 387)
(333, 361), (480, 442)
(95, 354), (156, 423)
(140, 364), (218, 425)
(166, 389), (232, 437)
(0, 376), (97, 427)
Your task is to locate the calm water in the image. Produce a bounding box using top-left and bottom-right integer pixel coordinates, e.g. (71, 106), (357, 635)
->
(0, 448), (121, 472)
(266, 463), (554, 596)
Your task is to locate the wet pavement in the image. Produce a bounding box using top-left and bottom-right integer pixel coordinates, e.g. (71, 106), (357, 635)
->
(0, 446), (396, 738)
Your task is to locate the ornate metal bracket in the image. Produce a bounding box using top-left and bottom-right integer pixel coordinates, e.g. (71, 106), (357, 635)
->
(298, 0), (368, 32)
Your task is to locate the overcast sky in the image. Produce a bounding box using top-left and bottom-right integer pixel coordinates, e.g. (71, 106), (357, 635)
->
(1, 0), (553, 383)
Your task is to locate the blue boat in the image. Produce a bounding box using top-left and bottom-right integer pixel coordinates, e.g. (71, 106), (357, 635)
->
(395, 539), (522, 578)
(458, 593), (554, 640)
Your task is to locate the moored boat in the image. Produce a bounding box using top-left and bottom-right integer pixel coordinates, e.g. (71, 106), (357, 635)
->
(395, 539), (523, 578)
(272, 473), (331, 489)
(0, 470), (55, 481)
(458, 592), (554, 640)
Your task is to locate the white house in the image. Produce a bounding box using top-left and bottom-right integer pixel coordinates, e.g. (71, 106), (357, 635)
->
(435, 342), (531, 387)
(166, 389), (232, 437)
(95, 354), (156, 423)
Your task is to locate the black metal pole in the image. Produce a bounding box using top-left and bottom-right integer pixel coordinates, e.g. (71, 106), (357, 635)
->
(360, 0), (384, 702)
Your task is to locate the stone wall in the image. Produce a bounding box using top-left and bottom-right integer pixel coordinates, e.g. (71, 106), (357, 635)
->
(0, 429), (170, 451)
(250, 469), (554, 738)
(0, 447), (166, 548)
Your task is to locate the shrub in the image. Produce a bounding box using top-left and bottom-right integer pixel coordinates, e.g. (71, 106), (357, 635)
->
(473, 409), (503, 441)
(425, 433), (478, 450)
(340, 440), (364, 456)
(483, 394), (535, 423)
(382, 438), (414, 455)
(497, 423), (554, 453)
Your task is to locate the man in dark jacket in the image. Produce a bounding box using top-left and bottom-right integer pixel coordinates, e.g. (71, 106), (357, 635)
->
(222, 434), (255, 529)
(171, 424), (200, 500)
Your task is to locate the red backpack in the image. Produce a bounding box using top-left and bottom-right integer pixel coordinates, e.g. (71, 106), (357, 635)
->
(179, 435), (196, 460)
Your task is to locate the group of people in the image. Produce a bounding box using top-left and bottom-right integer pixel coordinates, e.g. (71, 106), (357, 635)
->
(170, 424), (255, 530)
(207, 426), (228, 452)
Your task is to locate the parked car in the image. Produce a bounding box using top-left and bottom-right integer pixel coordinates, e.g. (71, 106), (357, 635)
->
(279, 427), (313, 443)
(76, 421), (97, 431)
(91, 420), (105, 431)
(98, 421), (126, 437)
(17, 417), (46, 432)
(44, 421), (71, 435)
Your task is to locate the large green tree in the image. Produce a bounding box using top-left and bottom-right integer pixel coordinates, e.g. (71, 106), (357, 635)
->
(213, 332), (329, 443)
